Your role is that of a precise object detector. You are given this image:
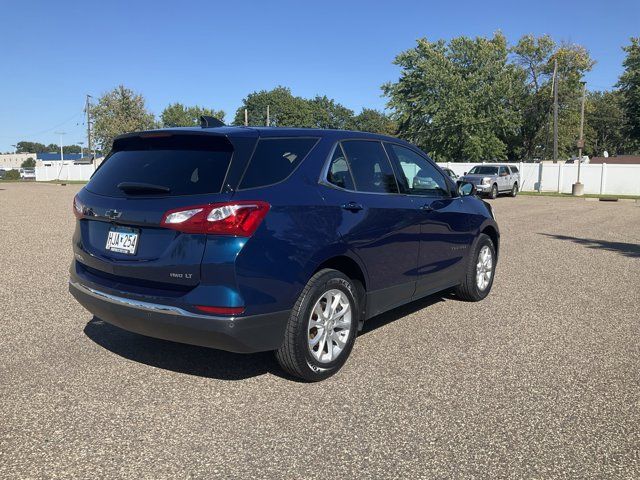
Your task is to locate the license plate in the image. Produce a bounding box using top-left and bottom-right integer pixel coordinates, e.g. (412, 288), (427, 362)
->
(105, 227), (139, 255)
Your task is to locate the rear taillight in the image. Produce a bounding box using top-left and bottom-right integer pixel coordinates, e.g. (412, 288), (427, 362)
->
(160, 201), (270, 236)
(73, 195), (84, 219)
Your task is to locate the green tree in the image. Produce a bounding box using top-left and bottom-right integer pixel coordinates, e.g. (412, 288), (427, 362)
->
(617, 37), (640, 151)
(21, 157), (36, 168)
(92, 85), (155, 154)
(308, 96), (354, 129)
(161, 103), (225, 127)
(383, 33), (525, 161)
(63, 145), (81, 154)
(349, 108), (397, 135)
(16, 141), (46, 153)
(511, 36), (594, 160)
(233, 86), (315, 127)
(583, 91), (627, 156)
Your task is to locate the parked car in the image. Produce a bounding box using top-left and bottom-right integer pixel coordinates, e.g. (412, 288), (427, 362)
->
(460, 164), (520, 199)
(442, 167), (458, 181)
(0, 169), (5, 179)
(20, 168), (36, 180)
(69, 124), (499, 381)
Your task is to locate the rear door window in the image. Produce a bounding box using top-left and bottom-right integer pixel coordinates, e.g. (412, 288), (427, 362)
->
(340, 140), (399, 194)
(240, 138), (319, 189)
(86, 135), (233, 197)
(327, 144), (355, 190)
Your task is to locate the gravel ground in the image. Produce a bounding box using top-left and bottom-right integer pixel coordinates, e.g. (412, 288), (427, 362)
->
(1, 182), (639, 479)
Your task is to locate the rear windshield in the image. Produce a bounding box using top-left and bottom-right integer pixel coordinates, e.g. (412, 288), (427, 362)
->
(240, 137), (319, 189)
(468, 166), (499, 175)
(86, 135), (233, 197)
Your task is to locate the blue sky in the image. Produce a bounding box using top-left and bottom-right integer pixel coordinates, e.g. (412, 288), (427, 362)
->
(1, 0), (638, 152)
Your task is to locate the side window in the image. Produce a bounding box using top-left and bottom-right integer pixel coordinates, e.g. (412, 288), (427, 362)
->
(387, 144), (449, 197)
(240, 137), (318, 189)
(510, 166), (519, 174)
(327, 144), (355, 190)
(499, 166), (508, 176)
(340, 140), (398, 194)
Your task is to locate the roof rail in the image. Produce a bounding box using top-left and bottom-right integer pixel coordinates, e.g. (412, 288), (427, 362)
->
(200, 115), (226, 128)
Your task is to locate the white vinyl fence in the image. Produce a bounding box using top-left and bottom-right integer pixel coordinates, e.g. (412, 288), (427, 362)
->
(36, 164), (96, 182)
(35, 161), (640, 195)
(437, 162), (640, 196)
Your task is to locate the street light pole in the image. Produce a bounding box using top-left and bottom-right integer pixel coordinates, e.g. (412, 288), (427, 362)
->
(572, 82), (587, 196)
(54, 131), (66, 180)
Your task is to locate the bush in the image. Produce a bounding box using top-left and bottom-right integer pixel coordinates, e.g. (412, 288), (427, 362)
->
(3, 169), (21, 180)
(21, 157), (36, 168)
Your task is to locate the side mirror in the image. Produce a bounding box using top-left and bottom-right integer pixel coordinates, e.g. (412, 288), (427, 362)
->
(457, 181), (476, 197)
(463, 171), (468, 175)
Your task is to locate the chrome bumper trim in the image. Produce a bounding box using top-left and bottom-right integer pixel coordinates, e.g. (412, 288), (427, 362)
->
(69, 280), (231, 321)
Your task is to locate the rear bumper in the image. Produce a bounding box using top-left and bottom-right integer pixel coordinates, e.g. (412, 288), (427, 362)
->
(69, 280), (290, 353)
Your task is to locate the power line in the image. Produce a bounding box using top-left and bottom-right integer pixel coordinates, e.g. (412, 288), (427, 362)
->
(0, 109), (84, 139)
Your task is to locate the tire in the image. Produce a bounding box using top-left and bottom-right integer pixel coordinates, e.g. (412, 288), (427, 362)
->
(489, 184), (498, 199)
(510, 183), (518, 197)
(275, 269), (360, 381)
(454, 233), (496, 302)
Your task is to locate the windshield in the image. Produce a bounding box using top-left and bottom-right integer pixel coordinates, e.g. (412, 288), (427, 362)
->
(468, 166), (499, 175)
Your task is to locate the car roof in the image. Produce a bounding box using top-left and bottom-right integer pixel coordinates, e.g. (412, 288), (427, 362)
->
(116, 126), (415, 147)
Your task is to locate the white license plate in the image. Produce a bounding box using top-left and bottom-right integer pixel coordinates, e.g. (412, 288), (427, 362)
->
(105, 227), (139, 255)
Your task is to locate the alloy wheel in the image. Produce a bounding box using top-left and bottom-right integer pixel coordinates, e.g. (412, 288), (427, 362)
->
(476, 245), (493, 291)
(307, 289), (352, 363)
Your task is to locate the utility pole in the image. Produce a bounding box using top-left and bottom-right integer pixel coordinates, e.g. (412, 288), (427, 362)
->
(85, 94), (93, 166)
(244, 108), (248, 126)
(552, 58), (558, 164)
(572, 82), (587, 196)
(266, 105), (270, 126)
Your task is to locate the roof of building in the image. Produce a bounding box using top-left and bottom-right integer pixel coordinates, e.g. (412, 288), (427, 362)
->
(36, 153), (82, 161)
(590, 155), (640, 164)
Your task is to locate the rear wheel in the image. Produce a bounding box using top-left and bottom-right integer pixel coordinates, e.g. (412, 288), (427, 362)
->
(275, 269), (359, 381)
(489, 184), (498, 199)
(454, 233), (496, 301)
(510, 183), (518, 197)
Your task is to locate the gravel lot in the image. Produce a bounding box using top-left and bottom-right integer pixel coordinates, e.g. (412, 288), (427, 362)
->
(1, 182), (638, 479)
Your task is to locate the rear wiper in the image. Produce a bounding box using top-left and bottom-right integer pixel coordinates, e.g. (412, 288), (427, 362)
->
(117, 182), (171, 194)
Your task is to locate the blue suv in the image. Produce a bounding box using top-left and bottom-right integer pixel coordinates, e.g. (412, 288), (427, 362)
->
(70, 122), (499, 381)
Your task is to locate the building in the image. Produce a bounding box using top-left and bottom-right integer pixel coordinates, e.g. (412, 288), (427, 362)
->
(0, 153), (37, 170)
(589, 155), (640, 164)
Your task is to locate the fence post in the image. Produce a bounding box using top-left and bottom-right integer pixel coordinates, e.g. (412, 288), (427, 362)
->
(558, 162), (563, 193)
(600, 163), (607, 194)
(537, 162), (543, 192)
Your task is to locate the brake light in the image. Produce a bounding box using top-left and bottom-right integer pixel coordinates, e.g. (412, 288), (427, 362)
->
(160, 201), (270, 236)
(195, 305), (245, 316)
(73, 195), (84, 219)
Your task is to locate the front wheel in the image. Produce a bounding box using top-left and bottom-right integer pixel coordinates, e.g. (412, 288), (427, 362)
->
(510, 183), (518, 197)
(275, 269), (360, 381)
(489, 184), (498, 199)
(454, 233), (496, 301)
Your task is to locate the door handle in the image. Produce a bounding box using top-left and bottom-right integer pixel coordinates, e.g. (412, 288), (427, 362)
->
(341, 202), (364, 212)
(420, 203), (434, 212)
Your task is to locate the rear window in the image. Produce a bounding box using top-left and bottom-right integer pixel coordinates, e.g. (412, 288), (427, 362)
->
(240, 138), (318, 189)
(86, 135), (233, 197)
(510, 166), (519, 173)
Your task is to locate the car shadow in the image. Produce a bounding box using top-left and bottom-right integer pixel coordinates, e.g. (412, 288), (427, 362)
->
(83, 292), (452, 381)
(83, 317), (280, 381)
(360, 292), (450, 335)
(539, 233), (640, 258)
